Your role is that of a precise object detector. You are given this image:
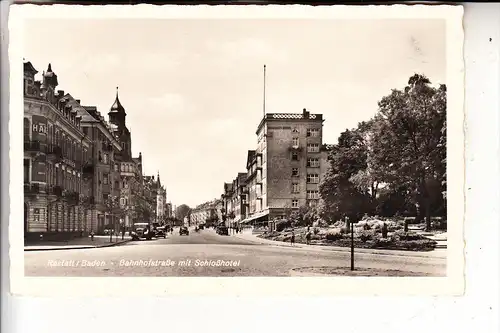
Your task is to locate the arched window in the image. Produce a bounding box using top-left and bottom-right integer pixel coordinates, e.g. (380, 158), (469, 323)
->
(23, 118), (30, 142)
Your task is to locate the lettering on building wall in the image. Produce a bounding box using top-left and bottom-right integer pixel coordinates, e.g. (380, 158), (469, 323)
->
(31, 115), (47, 142)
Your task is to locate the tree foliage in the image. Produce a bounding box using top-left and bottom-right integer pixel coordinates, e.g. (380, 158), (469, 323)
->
(320, 74), (446, 230)
(175, 204), (191, 221)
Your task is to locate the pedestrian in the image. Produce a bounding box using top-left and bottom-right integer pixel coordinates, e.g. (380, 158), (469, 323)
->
(306, 230), (311, 245)
(90, 230), (95, 241)
(121, 228), (125, 240)
(290, 230), (295, 246)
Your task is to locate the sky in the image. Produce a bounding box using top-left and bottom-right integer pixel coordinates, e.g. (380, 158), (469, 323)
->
(23, 18), (446, 207)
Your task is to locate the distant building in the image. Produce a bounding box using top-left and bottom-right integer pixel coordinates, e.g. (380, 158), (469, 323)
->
(242, 108), (331, 225)
(191, 199), (222, 226)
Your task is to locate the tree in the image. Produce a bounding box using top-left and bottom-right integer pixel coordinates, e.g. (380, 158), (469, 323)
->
(103, 195), (122, 242)
(175, 204), (191, 221)
(370, 74), (446, 231)
(320, 125), (374, 222)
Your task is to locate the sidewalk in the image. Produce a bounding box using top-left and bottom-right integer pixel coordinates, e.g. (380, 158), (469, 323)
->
(24, 235), (132, 251)
(231, 230), (447, 259)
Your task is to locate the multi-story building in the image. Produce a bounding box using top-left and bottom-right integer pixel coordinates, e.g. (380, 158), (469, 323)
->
(165, 202), (173, 218)
(221, 182), (234, 228)
(23, 62), (93, 241)
(107, 89), (146, 228)
(227, 173), (248, 228)
(242, 108), (330, 226)
(73, 100), (123, 234)
(190, 199), (221, 226)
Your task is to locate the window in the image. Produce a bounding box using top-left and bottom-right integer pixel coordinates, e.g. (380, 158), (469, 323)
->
(103, 173), (108, 185)
(83, 127), (88, 135)
(292, 137), (299, 147)
(103, 153), (108, 164)
(292, 152), (299, 161)
(292, 200), (299, 208)
(307, 158), (320, 167)
(307, 190), (320, 199)
(114, 164), (118, 172)
(307, 143), (320, 152)
(103, 194), (109, 202)
(114, 181), (119, 190)
(23, 118), (30, 142)
(307, 128), (320, 137)
(121, 164), (125, 172)
(307, 174), (319, 183)
(292, 127), (299, 133)
(34, 208), (41, 222)
(292, 168), (299, 177)
(292, 183), (299, 193)
(24, 159), (30, 183)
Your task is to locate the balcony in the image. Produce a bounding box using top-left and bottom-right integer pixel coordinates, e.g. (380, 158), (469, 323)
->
(48, 185), (63, 197)
(24, 140), (47, 154)
(47, 145), (63, 161)
(82, 164), (94, 179)
(63, 190), (80, 205)
(24, 183), (47, 194)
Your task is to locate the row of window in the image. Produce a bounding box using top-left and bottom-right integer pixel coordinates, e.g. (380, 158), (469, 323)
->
(24, 159), (83, 193)
(291, 197), (319, 208)
(290, 153), (321, 167)
(291, 128), (320, 137)
(24, 118), (89, 162)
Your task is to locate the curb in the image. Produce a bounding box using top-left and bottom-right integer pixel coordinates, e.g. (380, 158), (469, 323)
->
(232, 234), (446, 259)
(24, 239), (132, 252)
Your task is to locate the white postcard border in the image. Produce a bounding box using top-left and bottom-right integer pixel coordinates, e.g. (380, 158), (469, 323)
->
(8, 4), (464, 297)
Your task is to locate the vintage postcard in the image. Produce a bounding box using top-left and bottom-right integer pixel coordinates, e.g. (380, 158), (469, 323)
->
(9, 4), (464, 296)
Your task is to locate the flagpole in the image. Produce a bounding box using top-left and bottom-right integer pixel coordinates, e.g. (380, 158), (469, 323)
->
(263, 64), (266, 117)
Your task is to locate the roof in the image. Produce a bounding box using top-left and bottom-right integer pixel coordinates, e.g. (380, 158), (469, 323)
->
(109, 87), (127, 115)
(24, 61), (38, 75)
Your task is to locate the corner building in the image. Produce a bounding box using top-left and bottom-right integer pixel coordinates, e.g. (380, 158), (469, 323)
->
(23, 62), (92, 240)
(243, 108), (330, 225)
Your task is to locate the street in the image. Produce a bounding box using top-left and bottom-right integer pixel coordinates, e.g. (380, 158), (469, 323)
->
(24, 228), (446, 277)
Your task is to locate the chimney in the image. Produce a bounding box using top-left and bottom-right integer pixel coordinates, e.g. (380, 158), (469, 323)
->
(302, 108), (309, 118)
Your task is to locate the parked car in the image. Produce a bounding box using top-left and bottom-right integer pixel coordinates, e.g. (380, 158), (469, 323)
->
(179, 226), (189, 236)
(155, 226), (167, 239)
(216, 226), (229, 236)
(130, 223), (153, 240)
(198, 224), (205, 230)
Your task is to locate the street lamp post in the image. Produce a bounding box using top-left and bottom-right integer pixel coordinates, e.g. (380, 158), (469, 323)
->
(350, 217), (354, 271)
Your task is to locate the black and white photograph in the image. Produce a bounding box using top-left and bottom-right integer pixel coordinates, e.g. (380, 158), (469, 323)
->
(9, 4), (464, 294)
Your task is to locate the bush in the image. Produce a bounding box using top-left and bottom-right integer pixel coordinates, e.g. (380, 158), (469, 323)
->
(325, 231), (343, 241)
(313, 227), (319, 235)
(359, 231), (373, 242)
(340, 227), (348, 234)
(394, 231), (424, 241)
(276, 220), (292, 232)
(363, 223), (371, 230)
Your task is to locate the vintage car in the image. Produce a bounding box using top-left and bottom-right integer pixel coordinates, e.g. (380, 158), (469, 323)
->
(155, 226), (167, 239)
(198, 224), (205, 230)
(179, 226), (189, 236)
(130, 223), (154, 240)
(216, 225), (229, 236)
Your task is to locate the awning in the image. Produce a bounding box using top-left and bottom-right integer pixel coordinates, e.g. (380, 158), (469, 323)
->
(240, 211), (269, 224)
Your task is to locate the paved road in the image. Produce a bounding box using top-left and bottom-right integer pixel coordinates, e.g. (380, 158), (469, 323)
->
(24, 228), (446, 277)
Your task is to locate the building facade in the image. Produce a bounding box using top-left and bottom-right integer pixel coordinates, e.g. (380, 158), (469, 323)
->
(190, 199), (221, 226)
(24, 60), (167, 240)
(24, 62), (93, 241)
(242, 108), (330, 225)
